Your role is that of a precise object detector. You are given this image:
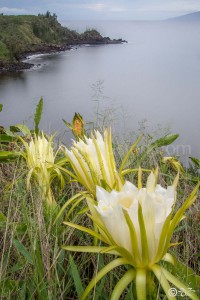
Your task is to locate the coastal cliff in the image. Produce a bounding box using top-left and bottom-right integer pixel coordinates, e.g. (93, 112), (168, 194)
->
(0, 13), (126, 73)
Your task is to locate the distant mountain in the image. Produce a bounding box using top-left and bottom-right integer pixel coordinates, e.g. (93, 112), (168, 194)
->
(168, 11), (200, 22)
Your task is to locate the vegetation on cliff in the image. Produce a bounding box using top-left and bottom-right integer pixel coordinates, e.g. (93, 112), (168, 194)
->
(0, 12), (123, 69)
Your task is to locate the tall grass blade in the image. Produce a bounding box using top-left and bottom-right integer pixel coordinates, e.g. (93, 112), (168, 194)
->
(13, 239), (33, 265)
(69, 255), (85, 298)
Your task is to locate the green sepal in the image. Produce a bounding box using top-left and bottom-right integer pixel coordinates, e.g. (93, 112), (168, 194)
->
(161, 253), (175, 265)
(154, 212), (172, 262)
(138, 203), (149, 266)
(123, 209), (141, 266)
(62, 245), (118, 255)
(81, 257), (129, 300)
(63, 221), (107, 244)
(163, 183), (200, 255)
(151, 264), (176, 300)
(111, 268), (136, 300)
(54, 192), (86, 224)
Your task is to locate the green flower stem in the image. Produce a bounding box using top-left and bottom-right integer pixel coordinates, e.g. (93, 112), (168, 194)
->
(136, 269), (147, 300)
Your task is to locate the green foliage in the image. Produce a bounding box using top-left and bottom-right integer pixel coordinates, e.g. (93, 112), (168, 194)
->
(81, 29), (103, 41)
(3, 36), (23, 61)
(151, 133), (179, 148)
(13, 239), (33, 265)
(136, 133), (179, 167)
(190, 156), (200, 168)
(0, 150), (20, 162)
(0, 103), (199, 299)
(0, 14), (76, 62)
(9, 124), (31, 136)
(0, 134), (13, 142)
(0, 41), (9, 60)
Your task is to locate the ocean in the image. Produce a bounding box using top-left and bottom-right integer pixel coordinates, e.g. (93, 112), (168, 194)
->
(0, 20), (200, 161)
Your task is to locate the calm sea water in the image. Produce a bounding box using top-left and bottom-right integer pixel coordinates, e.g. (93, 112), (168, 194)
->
(0, 21), (200, 160)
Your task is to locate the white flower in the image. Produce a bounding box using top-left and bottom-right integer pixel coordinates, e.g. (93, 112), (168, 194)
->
(64, 170), (199, 300)
(27, 133), (54, 169)
(64, 129), (123, 195)
(95, 172), (175, 265)
(20, 133), (60, 206)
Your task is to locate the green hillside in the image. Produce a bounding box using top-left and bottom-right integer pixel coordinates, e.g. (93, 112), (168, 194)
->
(0, 12), (109, 64)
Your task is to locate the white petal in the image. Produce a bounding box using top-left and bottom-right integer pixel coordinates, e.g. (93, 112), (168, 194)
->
(147, 172), (156, 192)
(142, 192), (156, 259)
(96, 186), (110, 203)
(155, 184), (167, 195)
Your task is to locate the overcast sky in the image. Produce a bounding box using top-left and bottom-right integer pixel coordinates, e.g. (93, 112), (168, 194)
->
(0, 0), (200, 20)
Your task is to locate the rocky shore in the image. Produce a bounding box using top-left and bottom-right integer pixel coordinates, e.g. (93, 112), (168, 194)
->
(0, 38), (127, 74)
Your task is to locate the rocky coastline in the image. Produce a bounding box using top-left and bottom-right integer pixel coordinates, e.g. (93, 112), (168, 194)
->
(0, 38), (127, 74)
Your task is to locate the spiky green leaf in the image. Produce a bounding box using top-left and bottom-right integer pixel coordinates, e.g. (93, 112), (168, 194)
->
(10, 124), (31, 136)
(0, 151), (20, 162)
(34, 97), (43, 134)
(151, 134), (179, 148)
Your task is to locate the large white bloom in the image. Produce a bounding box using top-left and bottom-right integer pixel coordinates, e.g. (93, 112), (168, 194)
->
(64, 129), (123, 195)
(64, 170), (199, 300)
(95, 172), (175, 265)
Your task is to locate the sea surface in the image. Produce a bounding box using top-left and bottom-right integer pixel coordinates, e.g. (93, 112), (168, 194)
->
(0, 20), (200, 161)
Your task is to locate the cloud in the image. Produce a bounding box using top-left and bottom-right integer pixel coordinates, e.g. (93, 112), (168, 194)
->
(71, 2), (127, 13)
(110, 7), (127, 12)
(0, 7), (27, 14)
(86, 3), (107, 11)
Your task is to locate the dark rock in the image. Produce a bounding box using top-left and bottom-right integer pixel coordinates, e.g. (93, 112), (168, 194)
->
(0, 61), (34, 74)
